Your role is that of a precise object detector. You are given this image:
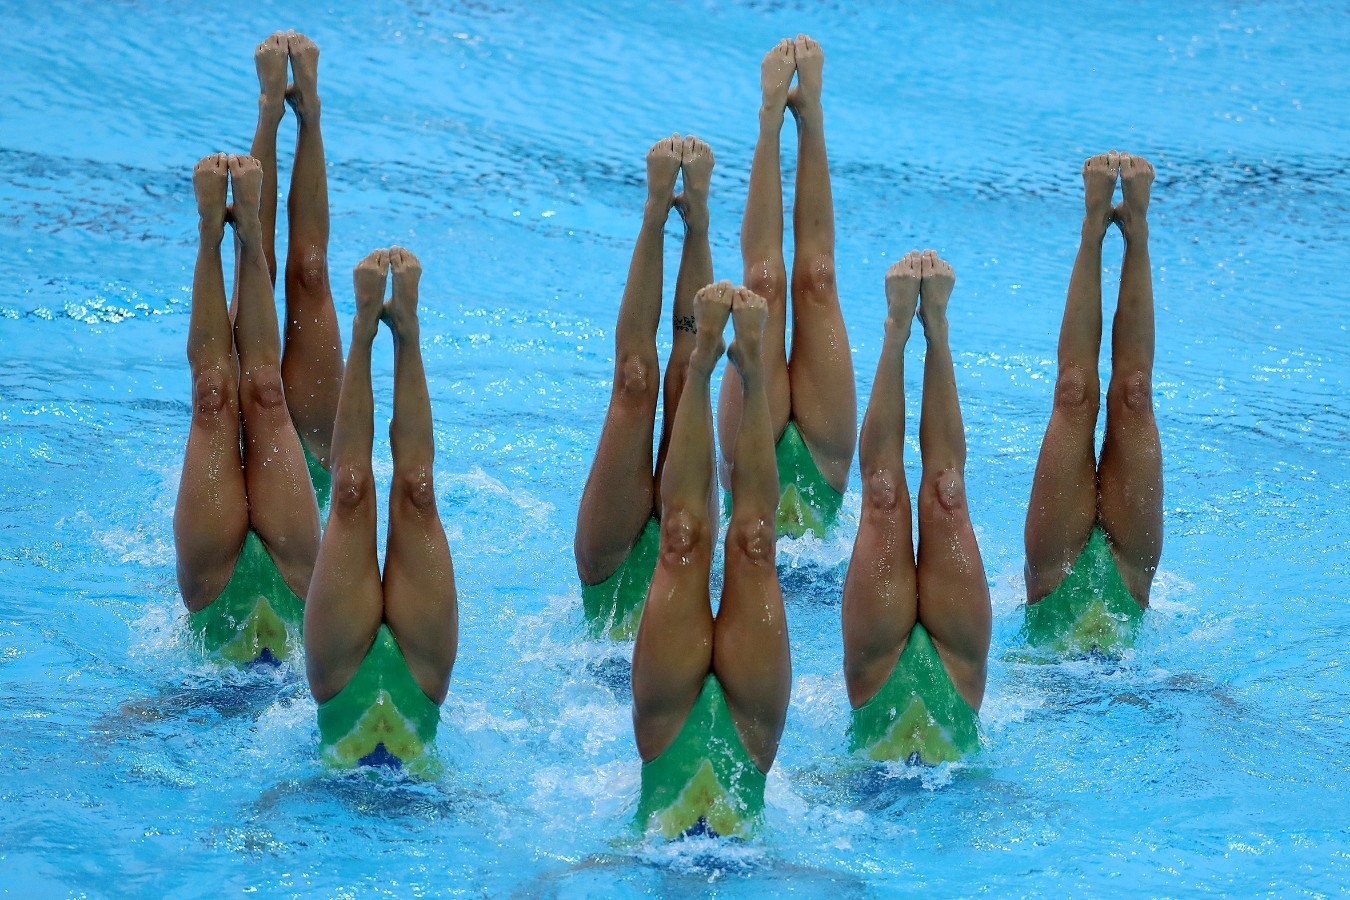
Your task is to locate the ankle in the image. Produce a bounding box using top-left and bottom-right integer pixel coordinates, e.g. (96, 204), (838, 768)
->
(198, 221), (226, 246)
(352, 310), (381, 339)
(884, 315), (913, 339)
(289, 93), (322, 123)
(643, 197), (673, 222)
(679, 205), (709, 234)
(1117, 216), (1149, 244)
(1081, 216), (1110, 242)
(257, 98), (285, 122)
(759, 104), (786, 125)
(919, 311), (949, 337)
(790, 100), (824, 130)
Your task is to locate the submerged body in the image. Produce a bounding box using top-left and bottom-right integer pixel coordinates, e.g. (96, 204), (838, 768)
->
(1023, 152), (1162, 652)
(631, 279), (788, 839)
(173, 33), (342, 664)
(575, 135), (717, 638)
(717, 35), (855, 540)
(840, 250), (990, 766)
(304, 248), (458, 773)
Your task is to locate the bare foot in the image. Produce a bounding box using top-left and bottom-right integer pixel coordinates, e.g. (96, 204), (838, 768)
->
(917, 249), (955, 331)
(353, 249), (390, 336)
(382, 246), (422, 336)
(646, 134), (682, 212)
(726, 286), (768, 377)
(674, 136), (713, 230)
(193, 153), (229, 241)
(884, 250), (922, 325)
(1081, 151), (1120, 235)
(786, 34), (823, 122)
(761, 38), (796, 114)
(227, 155), (265, 244)
(689, 281), (733, 375)
(285, 31), (321, 121)
(255, 32), (288, 116)
(1113, 153), (1153, 239)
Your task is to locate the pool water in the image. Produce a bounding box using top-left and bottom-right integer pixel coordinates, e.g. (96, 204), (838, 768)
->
(3, 1), (1348, 895)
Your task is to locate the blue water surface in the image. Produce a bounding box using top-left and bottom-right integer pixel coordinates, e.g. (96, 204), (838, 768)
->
(1, 1), (1347, 896)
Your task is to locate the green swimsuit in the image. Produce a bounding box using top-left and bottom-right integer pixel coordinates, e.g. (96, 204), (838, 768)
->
(1022, 526), (1145, 655)
(317, 624), (442, 776)
(581, 517), (660, 640)
(848, 623), (980, 765)
(636, 675), (767, 839)
(724, 422), (844, 540)
(187, 529), (305, 666)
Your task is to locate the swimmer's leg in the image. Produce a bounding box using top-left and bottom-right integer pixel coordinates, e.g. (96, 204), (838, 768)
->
(305, 251), (388, 702)
(841, 252), (920, 707)
(249, 32), (288, 284)
(913, 252), (989, 710)
(1024, 152), (1118, 602)
(381, 248), (458, 703)
(714, 287), (790, 773)
(280, 32), (343, 468)
(229, 155), (320, 598)
(631, 283), (729, 763)
(655, 136), (716, 522)
(174, 154), (249, 612)
(784, 34), (855, 492)
(575, 136), (682, 585)
(1097, 154), (1162, 605)
(717, 41), (794, 489)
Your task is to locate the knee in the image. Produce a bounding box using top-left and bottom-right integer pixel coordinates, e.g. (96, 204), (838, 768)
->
(191, 368), (236, 420)
(393, 466), (438, 513)
(239, 364), (287, 412)
(660, 508), (708, 562)
(921, 469), (967, 517)
(744, 266), (783, 302)
(863, 469), (901, 513)
(331, 462), (376, 513)
(615, 353), (659, 401)
(1052, 367), (1099, 419)
(1110, 370), (1154, 414)
(792, 253), (836, 301)
(293, 248), (330, 293)
(727, 517), (776, 566)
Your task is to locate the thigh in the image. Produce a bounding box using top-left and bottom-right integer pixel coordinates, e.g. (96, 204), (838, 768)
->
(280, 272), (343, 461)
(382, 494), (458, 704)
(576, 379), (659, 584)
(787, 278), (856, 491)
(915, 471), (990, 710)
(712, 525), (790, 773)
(632, 514), (715, 763)
(1097, 387), (1163, 603)
(304, 490), (384, 704)
(1024, 373), (1100, 601)
(841, 475), (918, 707)
(240, 382), (322, 597)
(173, 386), (249, 612)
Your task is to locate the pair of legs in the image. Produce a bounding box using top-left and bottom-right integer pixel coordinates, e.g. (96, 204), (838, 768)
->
(1024, 153), (1162, 606)
(717, 35), (855, 494)
(247, 31), (343, 469)
(574, 136), (716, 584)
(305, 249), (458, 705)
(841, 253), (990, 710)
(173, 154), (320, 610)
(632, 283), (789, 773)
